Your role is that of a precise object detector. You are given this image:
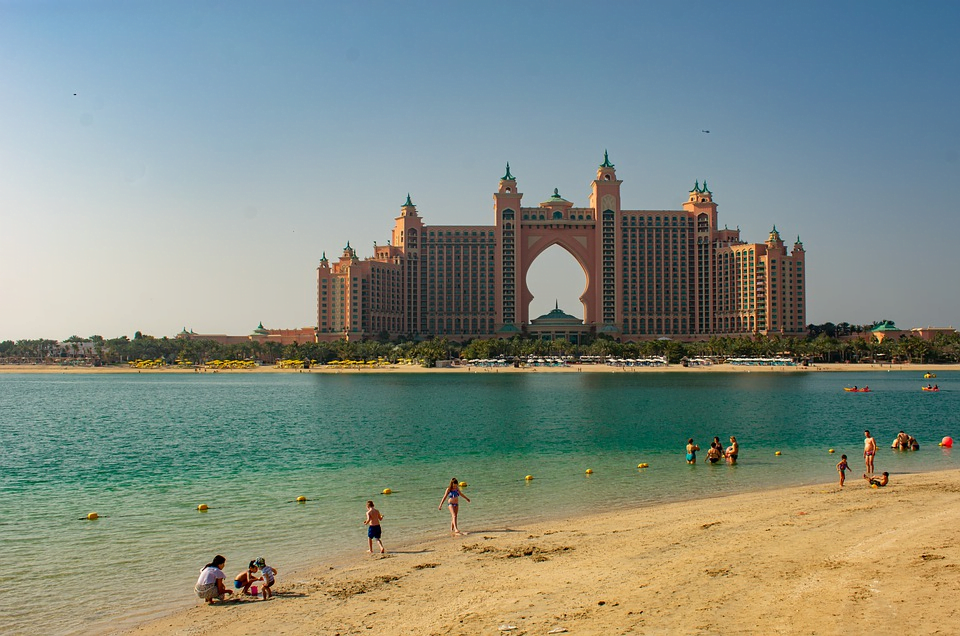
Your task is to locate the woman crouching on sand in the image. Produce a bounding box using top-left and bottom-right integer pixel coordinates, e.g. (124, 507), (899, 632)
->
(439, 477), (470, 536)
(195, 555), (232, 604)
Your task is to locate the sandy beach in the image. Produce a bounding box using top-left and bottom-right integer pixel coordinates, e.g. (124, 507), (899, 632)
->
(122, 469), (960, 636)
(2, 362), (958, 374)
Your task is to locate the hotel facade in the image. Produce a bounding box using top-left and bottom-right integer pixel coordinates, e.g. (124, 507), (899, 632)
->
(317, 154), (806, 343)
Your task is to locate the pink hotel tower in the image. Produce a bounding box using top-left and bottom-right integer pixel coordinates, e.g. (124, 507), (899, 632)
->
(317, 153), (806, 342)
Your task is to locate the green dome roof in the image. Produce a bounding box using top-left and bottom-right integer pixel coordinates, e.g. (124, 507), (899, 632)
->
(530, 303), (583, 326)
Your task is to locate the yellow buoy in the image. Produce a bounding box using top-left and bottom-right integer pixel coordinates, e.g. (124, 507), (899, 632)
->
(87, 512), (99, 520)
(458, 481), (468, 488)
(524, 475), (534, 481)
(638, 463), (649, 469)
(296, 496), (307, 503)
(585, 468), (593, 474)
(197, 504), (208, 511)
(382, 488), (392, 495)
(828, 449), (835, 454)
(775, 451), (782, 456)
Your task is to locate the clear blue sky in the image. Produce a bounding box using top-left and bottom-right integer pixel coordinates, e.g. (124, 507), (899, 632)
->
(2, 1), (958, 340)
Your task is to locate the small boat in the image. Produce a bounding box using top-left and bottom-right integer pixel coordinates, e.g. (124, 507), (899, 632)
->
(844, 387), (871, 392)
(924, 373), (937, 379)
(922, 386), (940, 392)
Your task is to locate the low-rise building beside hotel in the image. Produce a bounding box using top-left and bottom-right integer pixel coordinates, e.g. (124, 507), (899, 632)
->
(176, 323), (316, 346)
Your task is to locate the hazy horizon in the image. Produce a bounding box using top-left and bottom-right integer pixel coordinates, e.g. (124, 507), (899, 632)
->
(2, 2), (958, 341)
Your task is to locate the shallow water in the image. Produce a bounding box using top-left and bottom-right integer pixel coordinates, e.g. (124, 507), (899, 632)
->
(1, 370), (956, 634)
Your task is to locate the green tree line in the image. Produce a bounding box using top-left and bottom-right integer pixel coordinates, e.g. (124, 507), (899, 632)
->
(1, 321), (958, 367)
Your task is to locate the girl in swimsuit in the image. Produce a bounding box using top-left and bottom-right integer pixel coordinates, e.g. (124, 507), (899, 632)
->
(438, 476), (470, 536)
(686, 438), (700, 464)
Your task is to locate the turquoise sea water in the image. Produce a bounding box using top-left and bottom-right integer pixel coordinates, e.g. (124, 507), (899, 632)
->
(1, 369), (957, 634)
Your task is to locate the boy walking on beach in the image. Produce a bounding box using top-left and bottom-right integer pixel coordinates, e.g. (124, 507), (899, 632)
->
(837, 454), (850, 487)
(364, 500), (385, 553)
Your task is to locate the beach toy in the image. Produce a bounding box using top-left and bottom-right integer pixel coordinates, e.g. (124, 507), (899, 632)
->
(296, 496), (307, 503)
(942, 437), (953, 448)
(87, 512), (99, 520)
(871, 484), (878, 489)
(585, 469), (593, 474)
(250, 585), (258, 595)
(459, 481), (468, 488)
(382, 488), (392, 495)
(197, 504), (208, 511)
(775, 451), (782, 456)
(524, 475), (534, 481)
(828, 449), (835, 454)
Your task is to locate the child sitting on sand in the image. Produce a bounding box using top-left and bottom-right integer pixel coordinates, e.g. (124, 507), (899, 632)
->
(864, 472), (889, 487)
(234, 561), (262, 596)
(254, 557), (277, 599)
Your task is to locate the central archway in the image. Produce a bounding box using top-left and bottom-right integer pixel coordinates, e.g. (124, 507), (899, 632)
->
(518, 231), (597, 326)
(526, 244), (587, 320)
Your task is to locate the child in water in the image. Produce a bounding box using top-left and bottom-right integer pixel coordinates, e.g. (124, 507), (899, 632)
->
(254, 557), (277, 599)
(836, 454), (850, 487)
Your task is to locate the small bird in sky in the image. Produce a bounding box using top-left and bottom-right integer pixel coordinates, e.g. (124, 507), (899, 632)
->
(701, 129), (710, 133)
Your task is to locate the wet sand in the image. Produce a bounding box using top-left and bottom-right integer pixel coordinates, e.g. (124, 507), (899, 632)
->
(122, 469), (960, 636)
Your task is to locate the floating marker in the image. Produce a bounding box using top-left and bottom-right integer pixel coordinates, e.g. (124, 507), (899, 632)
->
(197, 504), (209, 511)
(382, 488), (392, 495)
(296, 496), (307, 503)
(638, 463), (649, 469)
(524, 475), (534, 481)
(458, 481), (468, 488)
(828, 449), (835, 454)
(87, 512), (99, 520)
(585, 469), (593, 474)
(775, 451), (782, 456)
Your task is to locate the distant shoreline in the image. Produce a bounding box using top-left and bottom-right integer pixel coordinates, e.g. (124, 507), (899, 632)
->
(1, 362), (956, 374)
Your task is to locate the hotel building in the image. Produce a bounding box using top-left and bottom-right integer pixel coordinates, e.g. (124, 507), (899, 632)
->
(317, 154), (806, 342)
